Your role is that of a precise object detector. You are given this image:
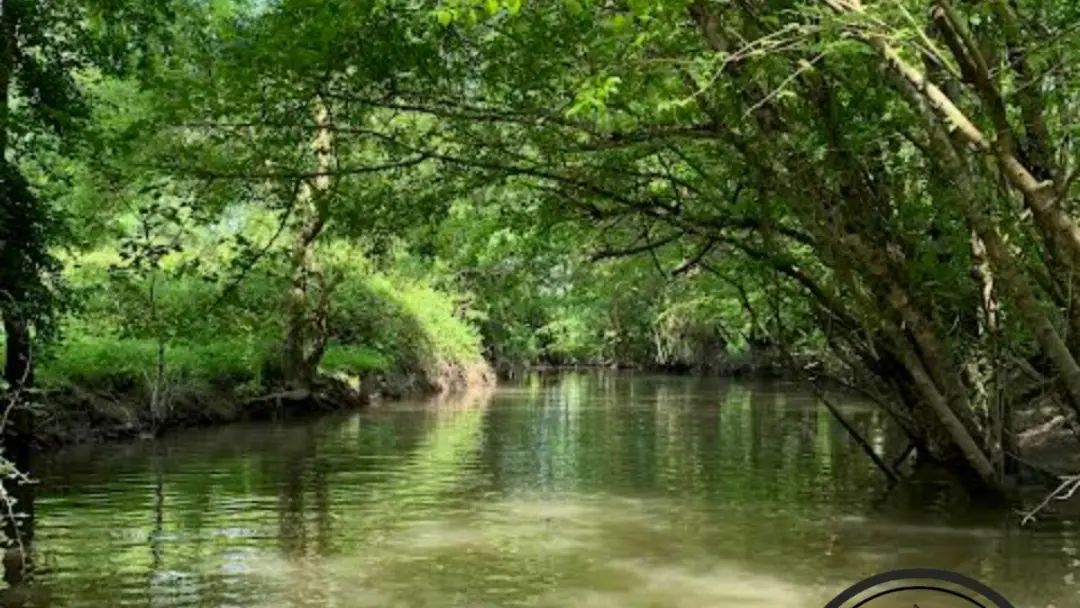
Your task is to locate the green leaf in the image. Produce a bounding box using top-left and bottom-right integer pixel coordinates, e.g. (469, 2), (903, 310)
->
(436, 9), (453, 25)
(486, 0), (499, 15)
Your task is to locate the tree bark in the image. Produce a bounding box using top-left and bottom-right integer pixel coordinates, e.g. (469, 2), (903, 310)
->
(883, 323), (998, 488)
(282, 101), (334, 388)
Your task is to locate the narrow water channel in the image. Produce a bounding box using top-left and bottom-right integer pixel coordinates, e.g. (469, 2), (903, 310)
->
(21, 373), (1080, 606)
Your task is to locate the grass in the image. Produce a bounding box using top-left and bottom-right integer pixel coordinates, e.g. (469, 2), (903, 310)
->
(4, 243), (486, 397)
(21, 337), (399, 394)
(369, 277), (484, 365)
(33, 337), (267, 389)
(319, 344), (392, 375)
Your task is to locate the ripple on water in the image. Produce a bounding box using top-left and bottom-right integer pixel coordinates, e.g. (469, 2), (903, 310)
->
(22, 374), (1080, 607)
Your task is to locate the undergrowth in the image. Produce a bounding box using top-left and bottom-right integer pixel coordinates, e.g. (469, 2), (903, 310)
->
(8, 241), (484, 396)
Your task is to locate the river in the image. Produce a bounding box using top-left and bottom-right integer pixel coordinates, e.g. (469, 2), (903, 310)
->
(19, 372), (1080, 606)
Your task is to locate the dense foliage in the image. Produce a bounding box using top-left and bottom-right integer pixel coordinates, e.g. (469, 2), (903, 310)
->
(0, 0), (1079, 564)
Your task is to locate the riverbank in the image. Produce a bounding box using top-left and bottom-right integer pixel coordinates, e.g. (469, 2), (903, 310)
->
(24, 372), (1079, 608)
(30, 360), (495, 451)
(8, 246), (496, 452)
(502, 360), (1080, 502)
(495, 349), (836, 381)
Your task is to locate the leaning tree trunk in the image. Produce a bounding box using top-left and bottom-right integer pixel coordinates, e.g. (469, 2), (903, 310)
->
(681, 0), (1022, 495)
(878, 44), (1080, 425)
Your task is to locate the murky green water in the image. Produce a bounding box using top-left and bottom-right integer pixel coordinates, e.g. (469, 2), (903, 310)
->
(17, 373), (1080, 606)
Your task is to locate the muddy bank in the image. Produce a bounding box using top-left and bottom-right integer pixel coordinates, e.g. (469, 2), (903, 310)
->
(31, 361), (496, 451)
(1016, 405), (1080, 481)
(496, 350), (836, 381)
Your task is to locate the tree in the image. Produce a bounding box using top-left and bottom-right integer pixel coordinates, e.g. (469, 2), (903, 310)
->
(312, 0), (1080, 496)
(142, 0), (491, 393)
(10, 0), (1077, 507)
(0, 0), (182, 584)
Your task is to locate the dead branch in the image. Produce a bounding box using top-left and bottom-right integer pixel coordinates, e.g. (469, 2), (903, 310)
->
(1019, 474), (1080, 526)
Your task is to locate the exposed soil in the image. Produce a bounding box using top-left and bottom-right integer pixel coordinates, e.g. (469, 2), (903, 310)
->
(1016, 403), (1080, 477)
(30, 362), (496, 452)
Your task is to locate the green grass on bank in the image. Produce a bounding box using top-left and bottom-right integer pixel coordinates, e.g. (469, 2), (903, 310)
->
(35, 337), (261, 388)
(15, 338), (394, 391)
(2, 245), (485, 396)
(319, 344), (392, 376)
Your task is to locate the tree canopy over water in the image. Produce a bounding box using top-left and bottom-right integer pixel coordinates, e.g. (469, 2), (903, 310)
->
(3, 0), (1080, 507)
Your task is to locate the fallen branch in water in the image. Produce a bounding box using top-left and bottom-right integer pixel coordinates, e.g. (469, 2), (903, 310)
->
(1018, 474), (1080, 526)
(773, 341), (900, 484)
(817, 390), (901, 484)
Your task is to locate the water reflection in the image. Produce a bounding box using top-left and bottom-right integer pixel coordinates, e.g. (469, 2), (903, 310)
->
(12, 373), (1080, 606)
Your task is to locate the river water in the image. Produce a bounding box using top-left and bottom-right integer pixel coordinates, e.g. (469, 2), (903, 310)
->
(19, 372), (1080, 606)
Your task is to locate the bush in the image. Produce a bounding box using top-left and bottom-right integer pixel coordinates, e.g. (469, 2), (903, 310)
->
(34, 336), (269, 390)
(326, 268), (483, 374)
(26, 238), (485, 394)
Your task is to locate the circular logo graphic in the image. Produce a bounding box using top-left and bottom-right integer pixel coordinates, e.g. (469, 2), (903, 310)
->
(824, 568), (1015, 607)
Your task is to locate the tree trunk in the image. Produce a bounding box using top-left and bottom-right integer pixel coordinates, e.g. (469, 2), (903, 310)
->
(151, 339), (167, 429)
(840, 234), (981, 436)
(870, 22), (1080, 423)
(883, 323), (999, 490)
(687, 0), (1014, 494)
(282, 101), (333, 389)
(282, 237), (313, 388)
(969, 212), (1080, 419)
